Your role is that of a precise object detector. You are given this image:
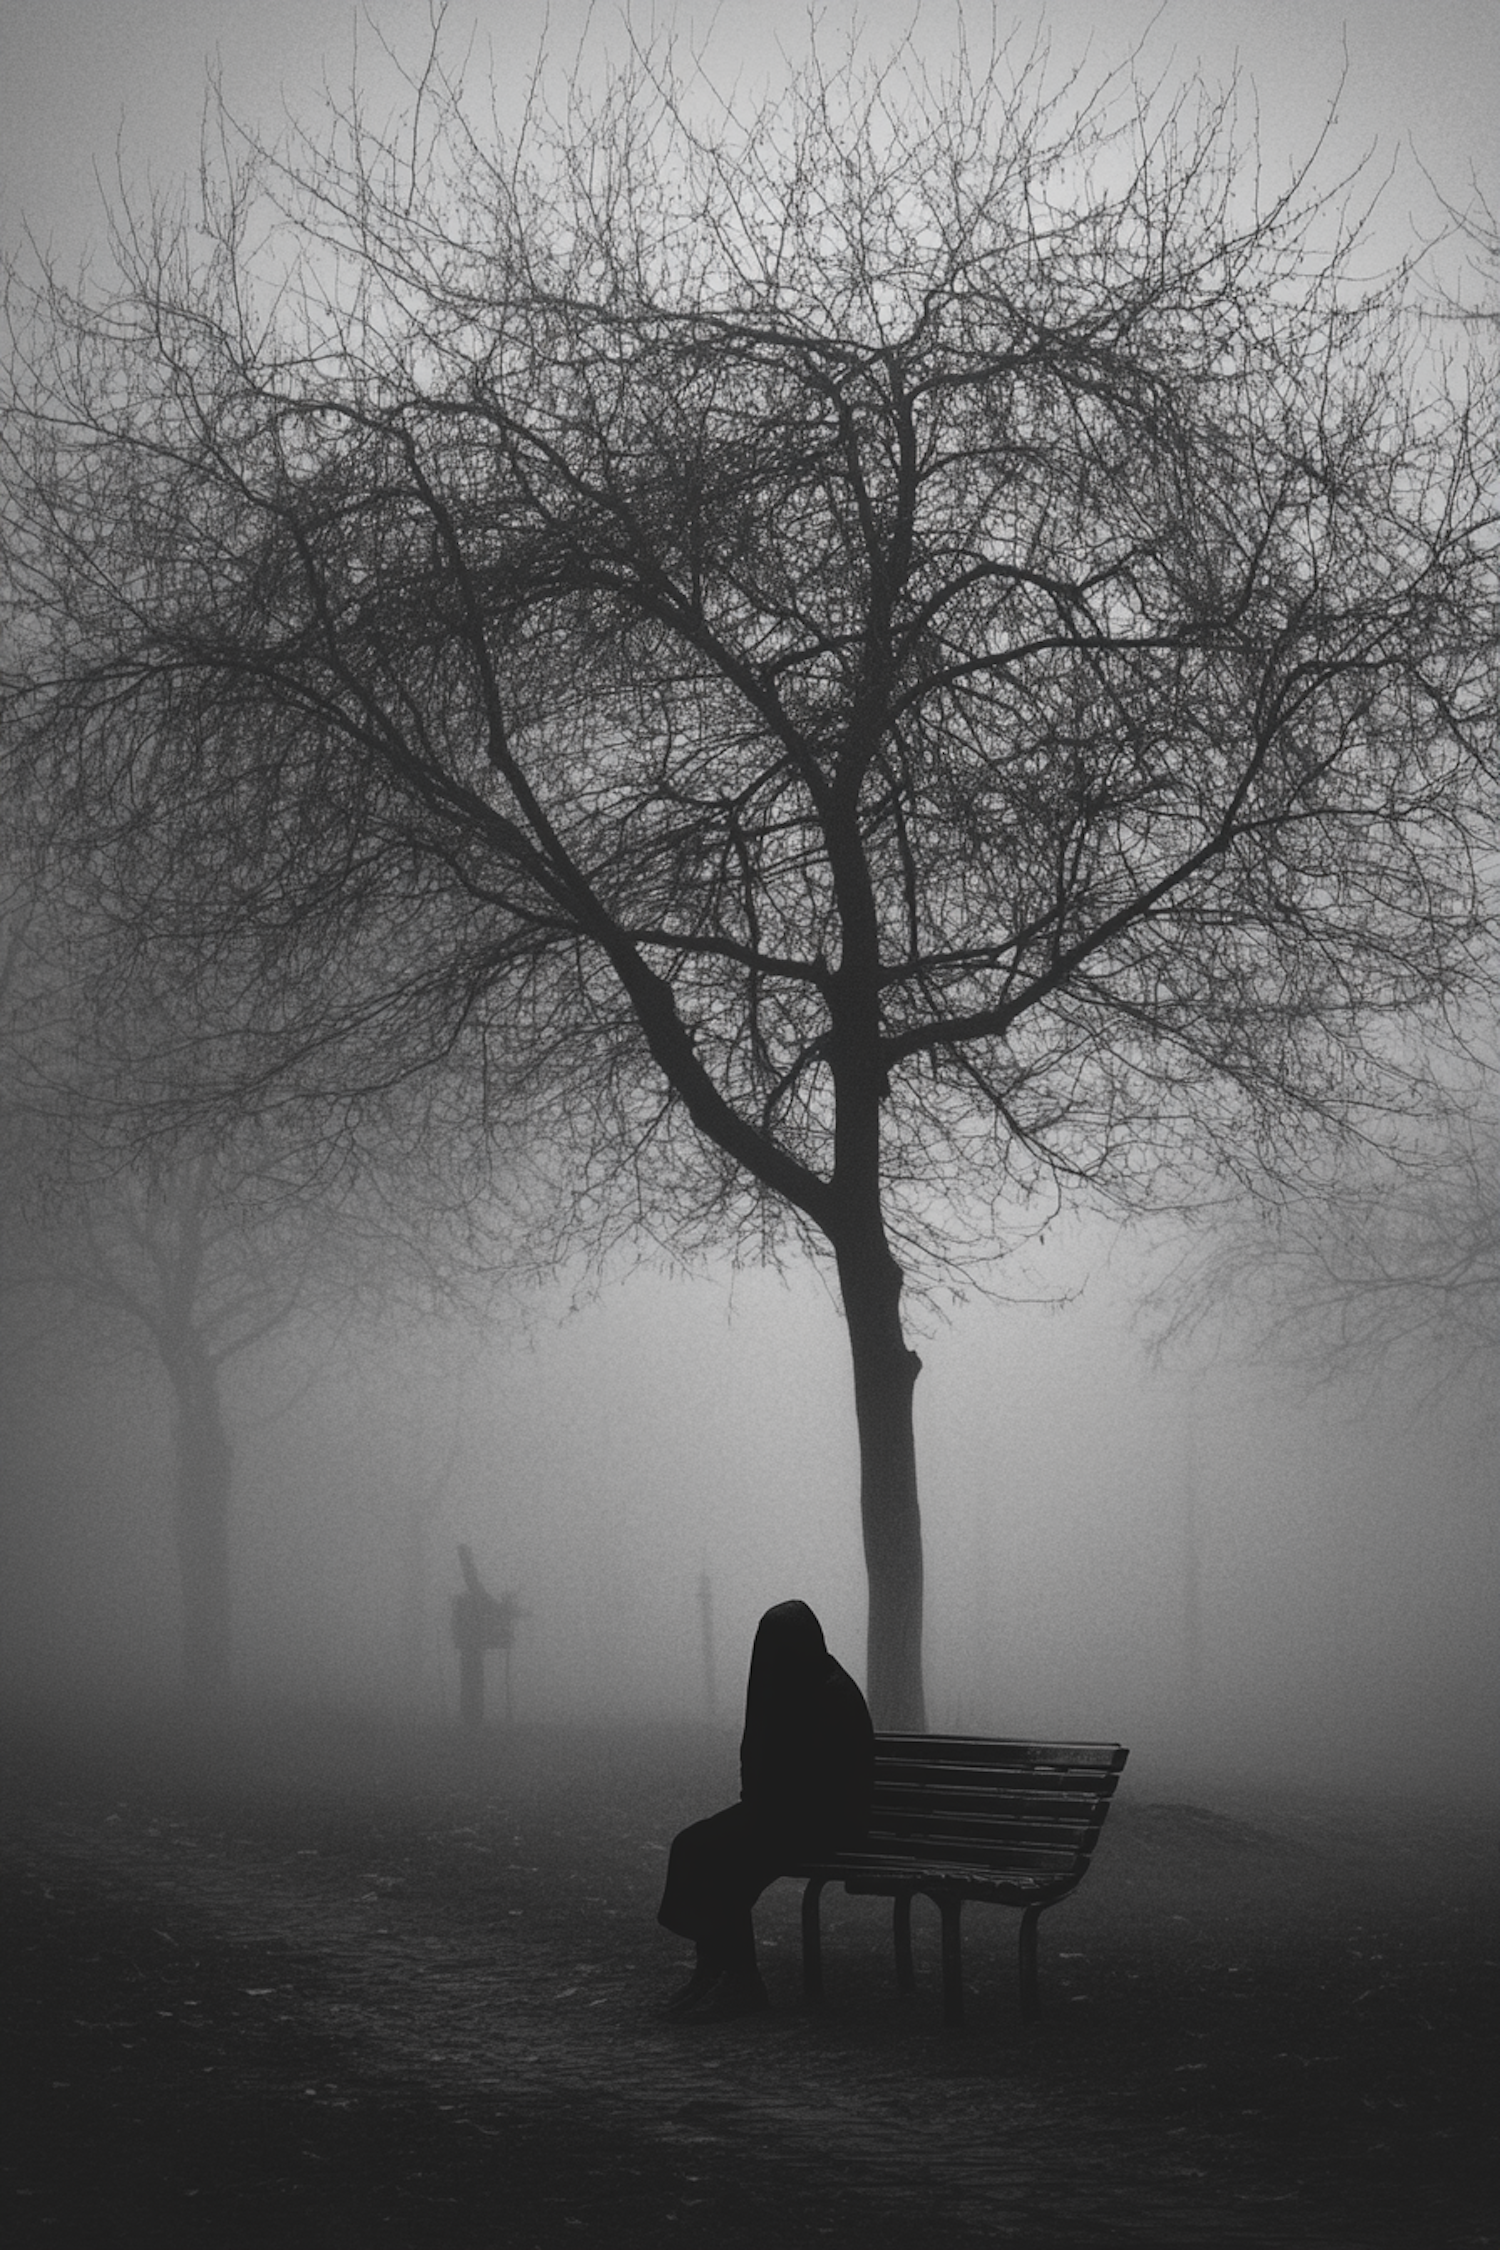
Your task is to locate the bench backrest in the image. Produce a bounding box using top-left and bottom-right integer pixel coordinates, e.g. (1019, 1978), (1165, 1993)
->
(864, 1732), (1128, 1878)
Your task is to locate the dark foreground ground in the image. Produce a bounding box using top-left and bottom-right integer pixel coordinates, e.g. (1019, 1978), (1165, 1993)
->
(1, 1711), (1495, 2249)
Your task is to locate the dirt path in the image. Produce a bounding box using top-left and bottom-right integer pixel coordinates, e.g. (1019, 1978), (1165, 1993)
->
(3, 1715), (1495, 2247)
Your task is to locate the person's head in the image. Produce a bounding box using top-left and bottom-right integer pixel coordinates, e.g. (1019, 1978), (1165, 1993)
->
(746, 1599), (829, 1710)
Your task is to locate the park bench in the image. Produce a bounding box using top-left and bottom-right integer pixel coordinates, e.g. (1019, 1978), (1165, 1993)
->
(788, 1732), (1129, 2028)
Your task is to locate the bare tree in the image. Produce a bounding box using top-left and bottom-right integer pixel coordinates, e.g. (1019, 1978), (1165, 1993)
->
(1149, 1078), (1500, 1399)
(4, 36), (1496, 1721)
(0, 880), (518, 1701)
(5, 1141), (309, 1698)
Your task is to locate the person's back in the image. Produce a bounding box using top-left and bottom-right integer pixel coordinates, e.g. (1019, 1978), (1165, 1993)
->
(738, 1602), (874, 1849)
(658, 1598), (874, 2021)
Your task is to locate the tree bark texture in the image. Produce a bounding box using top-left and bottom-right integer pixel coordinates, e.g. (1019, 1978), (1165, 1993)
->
(835, 1233), (926, 1731)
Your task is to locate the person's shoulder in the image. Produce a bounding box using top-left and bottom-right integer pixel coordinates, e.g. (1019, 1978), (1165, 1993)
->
(825, 1660), (875, 1725)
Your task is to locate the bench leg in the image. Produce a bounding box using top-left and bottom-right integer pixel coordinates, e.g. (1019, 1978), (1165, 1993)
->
(1018, 1903), (1042, 2022)
(939, 1896), (965, 2029)
(801, 1878), (827, 2001)
(892, 1892), (916, 1992)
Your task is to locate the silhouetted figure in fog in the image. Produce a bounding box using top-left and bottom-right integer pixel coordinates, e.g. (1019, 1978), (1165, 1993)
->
(658, 1600), (874, 2021)
(451, 1544), (520, 1729)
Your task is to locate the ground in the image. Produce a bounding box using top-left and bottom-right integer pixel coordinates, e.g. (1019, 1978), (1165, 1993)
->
(2, 1710), (1495, 2249)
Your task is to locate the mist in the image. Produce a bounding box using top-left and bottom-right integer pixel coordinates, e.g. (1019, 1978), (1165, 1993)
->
(4, 1218), (1493, 1800)
(4, 13), (1498, 2246)
(2, 0), (1496, 1871)
(3, 0), (1496, 1797)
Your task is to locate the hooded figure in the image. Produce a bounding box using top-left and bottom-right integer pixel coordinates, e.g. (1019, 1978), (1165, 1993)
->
(657, 1600), (874, 2022)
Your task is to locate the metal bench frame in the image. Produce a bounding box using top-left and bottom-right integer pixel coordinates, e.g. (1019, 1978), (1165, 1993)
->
(788, 1731), (1128, 2027)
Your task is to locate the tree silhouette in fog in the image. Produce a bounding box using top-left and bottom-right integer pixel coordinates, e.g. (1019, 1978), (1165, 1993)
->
(4, 32), (1496, 1721)
(0, 880), (513, 1700)
(1154, 1084), (1500, 1400)
(3, 1138), (303, 1698)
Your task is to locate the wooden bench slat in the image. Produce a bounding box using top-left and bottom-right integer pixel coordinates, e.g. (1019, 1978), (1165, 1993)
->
(869, 1796), (1104, 1828)
(868, 1795), (1115, 1826)
(873, 1760), (1123, 1794)
(833, 1855), (1085, 1884)
(839, 1868), (1077, 1900)
(859, 1839), (1088, 1872)
(865, 1818), (1098, 1856)
(876, 1734), (1125, 1767)
(789, 1731), (1128, 2029)
(869, 1786), (1111, 1822)
(790, 1849), (1085, 1885)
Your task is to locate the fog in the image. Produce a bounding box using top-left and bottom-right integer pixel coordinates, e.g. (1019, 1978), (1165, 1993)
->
(4, 1221), (1494, 1800)
(2, 0), (1495, 1800)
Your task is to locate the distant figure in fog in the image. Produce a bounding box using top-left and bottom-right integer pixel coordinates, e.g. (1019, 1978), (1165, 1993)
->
(657, 1599), (874, 2021)
(451, 1544), (522, 1730)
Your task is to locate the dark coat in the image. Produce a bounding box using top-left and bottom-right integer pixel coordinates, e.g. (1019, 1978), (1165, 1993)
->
(737, 1601), (875, 1852)
(658, 1601), (874, 1947)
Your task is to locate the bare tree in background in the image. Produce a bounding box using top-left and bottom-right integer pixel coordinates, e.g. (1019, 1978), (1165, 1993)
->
(4, 34), (1496, 1722)
(4, 1141), (311, 1698)
(1150, 1079), (1500, 1399)
(0, 881), (518, 1701)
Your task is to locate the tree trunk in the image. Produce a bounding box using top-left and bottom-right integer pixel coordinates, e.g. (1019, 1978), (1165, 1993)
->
(834, 1232), (926, 1730)
(163, 1338), (234, 1703)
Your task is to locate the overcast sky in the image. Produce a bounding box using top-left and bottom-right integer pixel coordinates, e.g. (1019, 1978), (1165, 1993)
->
(2, 1), (1497, 271)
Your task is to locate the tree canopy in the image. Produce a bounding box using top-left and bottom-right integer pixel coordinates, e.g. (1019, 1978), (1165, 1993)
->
(4, 34), (1496, 1720)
